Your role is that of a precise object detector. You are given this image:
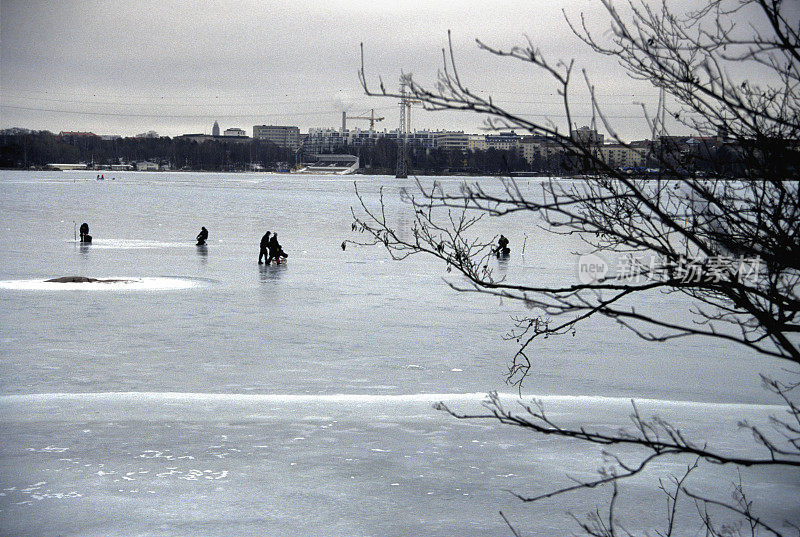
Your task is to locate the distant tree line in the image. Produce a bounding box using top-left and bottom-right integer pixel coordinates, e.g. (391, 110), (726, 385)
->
(342, 137), (780, 177)
(0, 129), (534, 175)
(0, 129), (294, 171)
(2, 128), (782, 176)
(328, 138), (529, 175)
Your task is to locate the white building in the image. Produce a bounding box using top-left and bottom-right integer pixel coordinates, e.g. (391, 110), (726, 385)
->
(467, 134), (487, 151)
(436, 131), (469, 151)
(135, 161), (159, 171)
(253, 125), (300, 149)
(305, 128), (344, 153)
(347, 128), (382, 147)
(485, 131), (521, 151)
(224, 128), (247, 137)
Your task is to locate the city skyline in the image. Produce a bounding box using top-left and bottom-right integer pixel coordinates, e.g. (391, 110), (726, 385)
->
(1, 0), (685, 141)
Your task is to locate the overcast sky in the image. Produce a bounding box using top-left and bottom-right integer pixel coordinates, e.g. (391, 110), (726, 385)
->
(0, 0), (769, 140)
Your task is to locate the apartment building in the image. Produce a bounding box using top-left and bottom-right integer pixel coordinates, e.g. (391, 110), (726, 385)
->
(253, 125), (301, 149)
(436, 131), (469, 152)
(467, 134), (487, 151)
(571, 126), (605, 147)
(485, 131), (521, 151)
(600, 143), (648, 168)
(520, 135), (566, 164)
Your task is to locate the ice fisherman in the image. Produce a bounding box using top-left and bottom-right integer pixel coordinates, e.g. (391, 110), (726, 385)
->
(259, 231), (271, 264)
(268, 233), (288, 264)
(79, 222), (92, 243)
(196, 226), (208, 245)
(495, 234), (510, 257)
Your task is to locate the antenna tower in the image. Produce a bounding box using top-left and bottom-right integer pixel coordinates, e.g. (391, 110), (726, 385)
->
(396, 79), (408, 178)
(652, 86), (667, 141)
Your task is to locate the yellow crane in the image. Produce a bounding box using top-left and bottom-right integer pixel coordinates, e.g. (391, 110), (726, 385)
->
(342, 109), (385, 131)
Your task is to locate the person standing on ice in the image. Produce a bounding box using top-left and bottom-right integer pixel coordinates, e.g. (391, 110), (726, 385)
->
(259, 231), (271, 264)
(196, 226), (208, 245)
(79, 222), (92, 243)
(268, 232), (288, 264)
(495, 234), (510, 257)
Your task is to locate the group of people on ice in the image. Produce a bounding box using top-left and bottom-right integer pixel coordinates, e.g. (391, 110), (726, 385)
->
(84, 223), (507, 265)
(82, 222), (288, 265)
(258, 231), (288, 265)
(197, 226), (287, 264)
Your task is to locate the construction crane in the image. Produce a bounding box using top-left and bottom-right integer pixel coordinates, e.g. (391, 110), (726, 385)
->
(341, 109), (385, 131)
(404, 98), (421, 131)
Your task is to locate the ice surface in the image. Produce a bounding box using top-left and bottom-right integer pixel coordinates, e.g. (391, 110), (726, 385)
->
(0, 390), (788, 421)
(0, 170), (797, 536)
(76, 238), (191, 250)
(1, 391), (797, 537)
(0, 277), (205, 291)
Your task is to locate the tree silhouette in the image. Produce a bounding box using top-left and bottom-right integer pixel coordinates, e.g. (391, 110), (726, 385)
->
(354, 1), (800, 534)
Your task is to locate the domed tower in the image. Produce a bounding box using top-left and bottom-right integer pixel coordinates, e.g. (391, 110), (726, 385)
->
(212, 121), (220, 137)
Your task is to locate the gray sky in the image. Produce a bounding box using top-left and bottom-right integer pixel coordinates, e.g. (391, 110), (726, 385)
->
(0, 0), (754, 140)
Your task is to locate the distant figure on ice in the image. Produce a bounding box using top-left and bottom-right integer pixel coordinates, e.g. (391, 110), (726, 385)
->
(495, 234), (510, 257)
(268, 233), (288, 264)
(196, 226), (208, 245)
(79, 222), (92, 243)
(259, 231), (271, 264)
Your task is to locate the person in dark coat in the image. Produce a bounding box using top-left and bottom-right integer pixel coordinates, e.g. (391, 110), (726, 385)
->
(79, 222), (92, 243)
(259, 231), (271, 264)
(268, 233), (288, 264)
(196, 226), (208, 245)
(496, 234), (510, 257)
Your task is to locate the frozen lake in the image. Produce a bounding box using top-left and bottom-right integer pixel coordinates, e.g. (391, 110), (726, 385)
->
(0, 170), (797, 536)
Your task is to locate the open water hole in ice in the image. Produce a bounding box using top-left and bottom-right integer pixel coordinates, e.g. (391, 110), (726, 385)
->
(0, 170), (796, 536)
